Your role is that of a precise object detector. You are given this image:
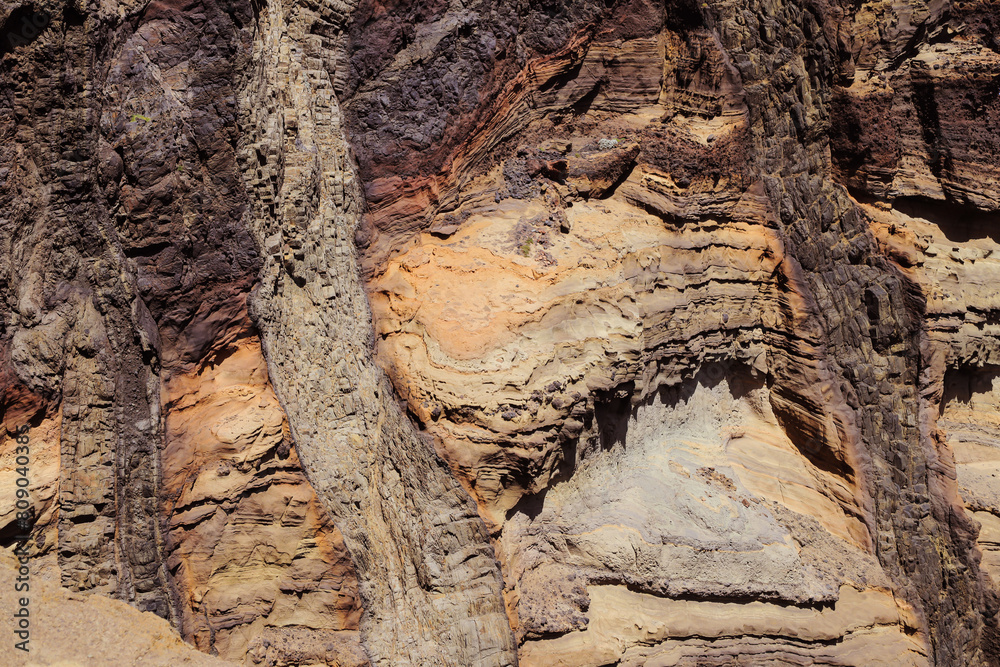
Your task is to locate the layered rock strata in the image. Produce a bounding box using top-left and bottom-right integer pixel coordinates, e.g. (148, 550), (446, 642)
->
(162, 336), (366, 665)
(354, 0), (1000, 664)
(0, 0), (371, 663)
(1, 0), (1000, 665)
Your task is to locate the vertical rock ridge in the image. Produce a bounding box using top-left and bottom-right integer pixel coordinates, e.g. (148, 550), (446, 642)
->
(234, 0), (517, 664)
(0, 0), (178, 618)
(709, 0), (997, 661)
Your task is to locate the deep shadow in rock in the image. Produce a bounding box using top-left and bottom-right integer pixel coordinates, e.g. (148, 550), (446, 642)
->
(895, 196), (1000, 244)
(941, 364), (1000, 414)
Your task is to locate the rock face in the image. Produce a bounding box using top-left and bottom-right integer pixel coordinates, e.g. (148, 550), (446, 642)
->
(2, 0), (1000, 666)
(231, 0), (516, 662)
(0, 0), (370, 662)
(0, 548), (238, 667)
(352, 0), (1000, 664)
(161, 337), (366, 665)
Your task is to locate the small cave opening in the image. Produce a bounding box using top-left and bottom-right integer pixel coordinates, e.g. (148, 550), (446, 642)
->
(894, 196), (1000, 245)
(592, 360), (766, 457)
(940, 364), (1000, 423)
(0, 517), (29, 548)
(63, 4), (84, 27)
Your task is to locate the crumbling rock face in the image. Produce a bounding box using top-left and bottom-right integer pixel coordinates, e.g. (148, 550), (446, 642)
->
(0, 0), (369, 663)
(162, 336), (366, 665)
(1, 0), (1000, 665)
(355, 0), (1000, 664)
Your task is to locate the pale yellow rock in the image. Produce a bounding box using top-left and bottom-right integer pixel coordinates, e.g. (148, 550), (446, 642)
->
(0, 552), (234, 667)
(519, 585), (927, 667)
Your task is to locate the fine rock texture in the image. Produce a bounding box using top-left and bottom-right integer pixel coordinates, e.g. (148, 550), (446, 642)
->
(161, 337), (365, 665)
(354, 0), (1000, 665)
(0, 550), (237, 667)
(233, 0), (517, 660)
(1, 0), (1000, 665)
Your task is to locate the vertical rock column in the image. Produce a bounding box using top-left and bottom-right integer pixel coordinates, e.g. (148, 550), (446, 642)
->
(235, 1), (518, 665)
(707, 0), (998, 663)
(0, 0), (177, 620)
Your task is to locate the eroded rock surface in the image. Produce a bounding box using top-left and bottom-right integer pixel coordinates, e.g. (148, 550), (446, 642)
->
(162, 337), (366, 665)
(0, 550), (237, 667)
(354, 0), (1000, 664)
(1, 0), (1000, 665)
(0, 0), (370, 662)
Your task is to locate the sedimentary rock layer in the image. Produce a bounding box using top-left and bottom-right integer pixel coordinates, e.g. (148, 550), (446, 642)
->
(0, 0), (371, 663)
(352, 0), (1000, 664)
(161, 336), (366, 665)
(1, 0), (1000, 664)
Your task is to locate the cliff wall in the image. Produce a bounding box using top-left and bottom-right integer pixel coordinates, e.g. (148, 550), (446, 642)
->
(2, 0), (1000, 665)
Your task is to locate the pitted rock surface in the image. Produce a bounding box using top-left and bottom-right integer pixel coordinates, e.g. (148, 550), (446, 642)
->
(1, 0), (1000, 665)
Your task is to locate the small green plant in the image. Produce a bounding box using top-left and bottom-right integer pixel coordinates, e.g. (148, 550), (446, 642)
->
(519, 238), (533, 256)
